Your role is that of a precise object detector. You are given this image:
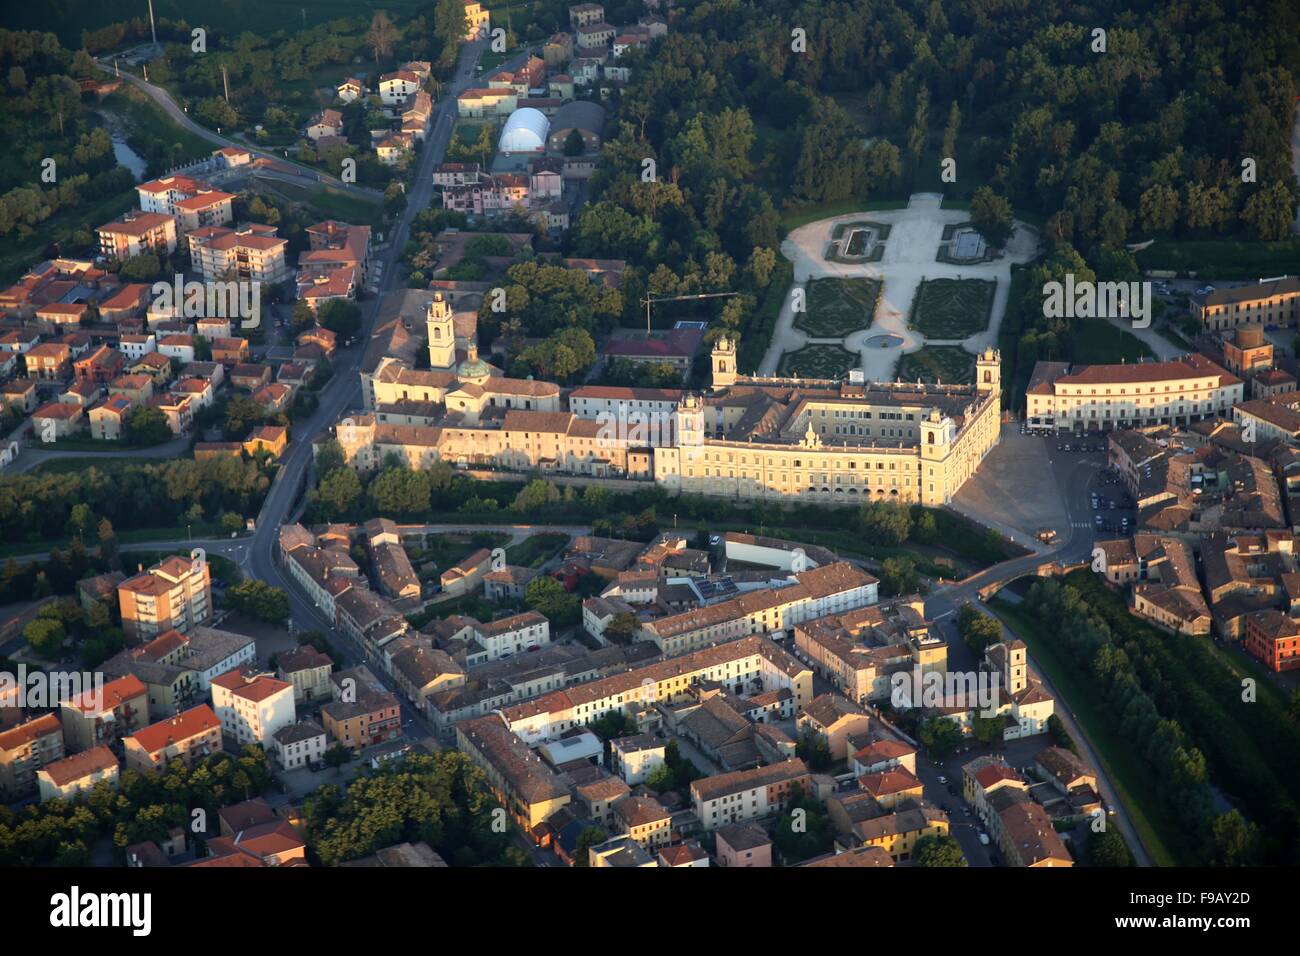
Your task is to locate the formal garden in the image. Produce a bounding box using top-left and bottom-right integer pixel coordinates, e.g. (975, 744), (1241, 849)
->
(794, 277), (882, 337)
(895, 345), (975, 384)
(909, 277), (996, 338)
(778, 343), (860, 378)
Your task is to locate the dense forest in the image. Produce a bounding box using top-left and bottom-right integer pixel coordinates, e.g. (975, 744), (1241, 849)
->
(0, 29), (138, 239)
(572, 0), (1300, 374)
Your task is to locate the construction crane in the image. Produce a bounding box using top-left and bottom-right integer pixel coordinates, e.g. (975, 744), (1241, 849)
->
(640, 290), (739, 334)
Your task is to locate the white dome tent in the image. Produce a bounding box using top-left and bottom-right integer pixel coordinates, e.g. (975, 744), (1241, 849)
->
(498, 108), (550, 154)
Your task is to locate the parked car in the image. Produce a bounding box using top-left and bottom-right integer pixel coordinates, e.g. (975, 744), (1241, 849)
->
(978, 832), (991, 846)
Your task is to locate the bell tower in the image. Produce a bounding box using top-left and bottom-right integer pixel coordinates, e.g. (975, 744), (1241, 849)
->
(427, 293), (455, 369)
(711, 336), (737, 389)
(976, 347), (1001, 393)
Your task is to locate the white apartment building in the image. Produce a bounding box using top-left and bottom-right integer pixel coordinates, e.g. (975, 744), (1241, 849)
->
(1025, 355), (1244, 434)
(211, 672), (296, 748)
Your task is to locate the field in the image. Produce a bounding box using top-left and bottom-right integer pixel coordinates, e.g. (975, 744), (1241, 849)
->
(505, 532), (570, 568)
(779, 198), (909, 234)
(1136, 237), (1300, 279)
(795, 277), (881, 337)
(1070, 318), (1157, 364)
(895, 346), (975, 384)
(255, 179), (385, 229)
(778, 343), (859, 379)
(909, 277), (996, 338)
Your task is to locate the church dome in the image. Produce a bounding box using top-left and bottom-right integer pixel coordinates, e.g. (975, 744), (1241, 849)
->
(457, 343), (491, 382)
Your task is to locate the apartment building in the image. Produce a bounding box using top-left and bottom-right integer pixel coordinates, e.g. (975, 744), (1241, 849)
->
(0, 713), (64, 798)
(462, 0), (490, 39)
(1243, 608), (1300, 672)
(643, 562), (878, 656)
(794, 599), (945, 704)
(690, 758), (811, 830)
(456, 715), (570, 832)
(123, 704), (222, 773)
(1025, 355), (1243, 433)
(273, 719), (327, 770)
(211, 672), (296, 747)
(187, 223), (290, 284)
(500, 635), (812, 746)
(37, 746), (119, 803)
(97, 211), (178, 260)
(59, 674), (149, 753)
(379, 69), (421, 105)
(1193, 276), (1300, 331)
(118, 554), (213, 640)
(276, 645), (334, 702)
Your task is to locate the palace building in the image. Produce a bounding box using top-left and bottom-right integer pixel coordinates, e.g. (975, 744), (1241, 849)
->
(329, 322), (1002, 507)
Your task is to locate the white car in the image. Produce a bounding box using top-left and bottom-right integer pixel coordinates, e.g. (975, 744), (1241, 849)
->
(978, 832), (990, 846)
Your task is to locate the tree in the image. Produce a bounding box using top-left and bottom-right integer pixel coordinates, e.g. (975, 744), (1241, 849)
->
(365, 12), (398, 63)
(118, 253), (161, 281)
(125, 405), (172, 445)
(318, 298), (361, 339)
(511, 479), (561, 513)
(858, 500), (911, 545)
(433, 0), (469, 67)
(369, 466), (433, 519)
(224, 580), (289, 624)
(324, 743), (352, 774)
(563, 129), (585, 157)
(970, 186), (1014, 248)
(314, 468), (363, 521)
(525, 575), (579, 626)
(1241, 181), (1296, 240)
(1046, 713), (1078, 753)
(604, 612), (638, 644)
(67, 503), (94, 540)
(956, 604), (1002, 655)
(917, 716), (963, 758)
(23, 617), (66, 658)
(1211, 810), (1262, 866)
(573, 826), (608, 866)
(879, 556), (919, 595)
(772, 786), (833, 862)
(224, 396), (267, 440)
(971, 713), (1003, 745)
(291, 300), (316, 333)
(914, 834), (967, 866)
(795, 731), (833, 771)
(1085, 828), (1134, 867)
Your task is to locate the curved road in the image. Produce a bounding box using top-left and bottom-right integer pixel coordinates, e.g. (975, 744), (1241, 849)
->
(96, 61), (384, 199)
